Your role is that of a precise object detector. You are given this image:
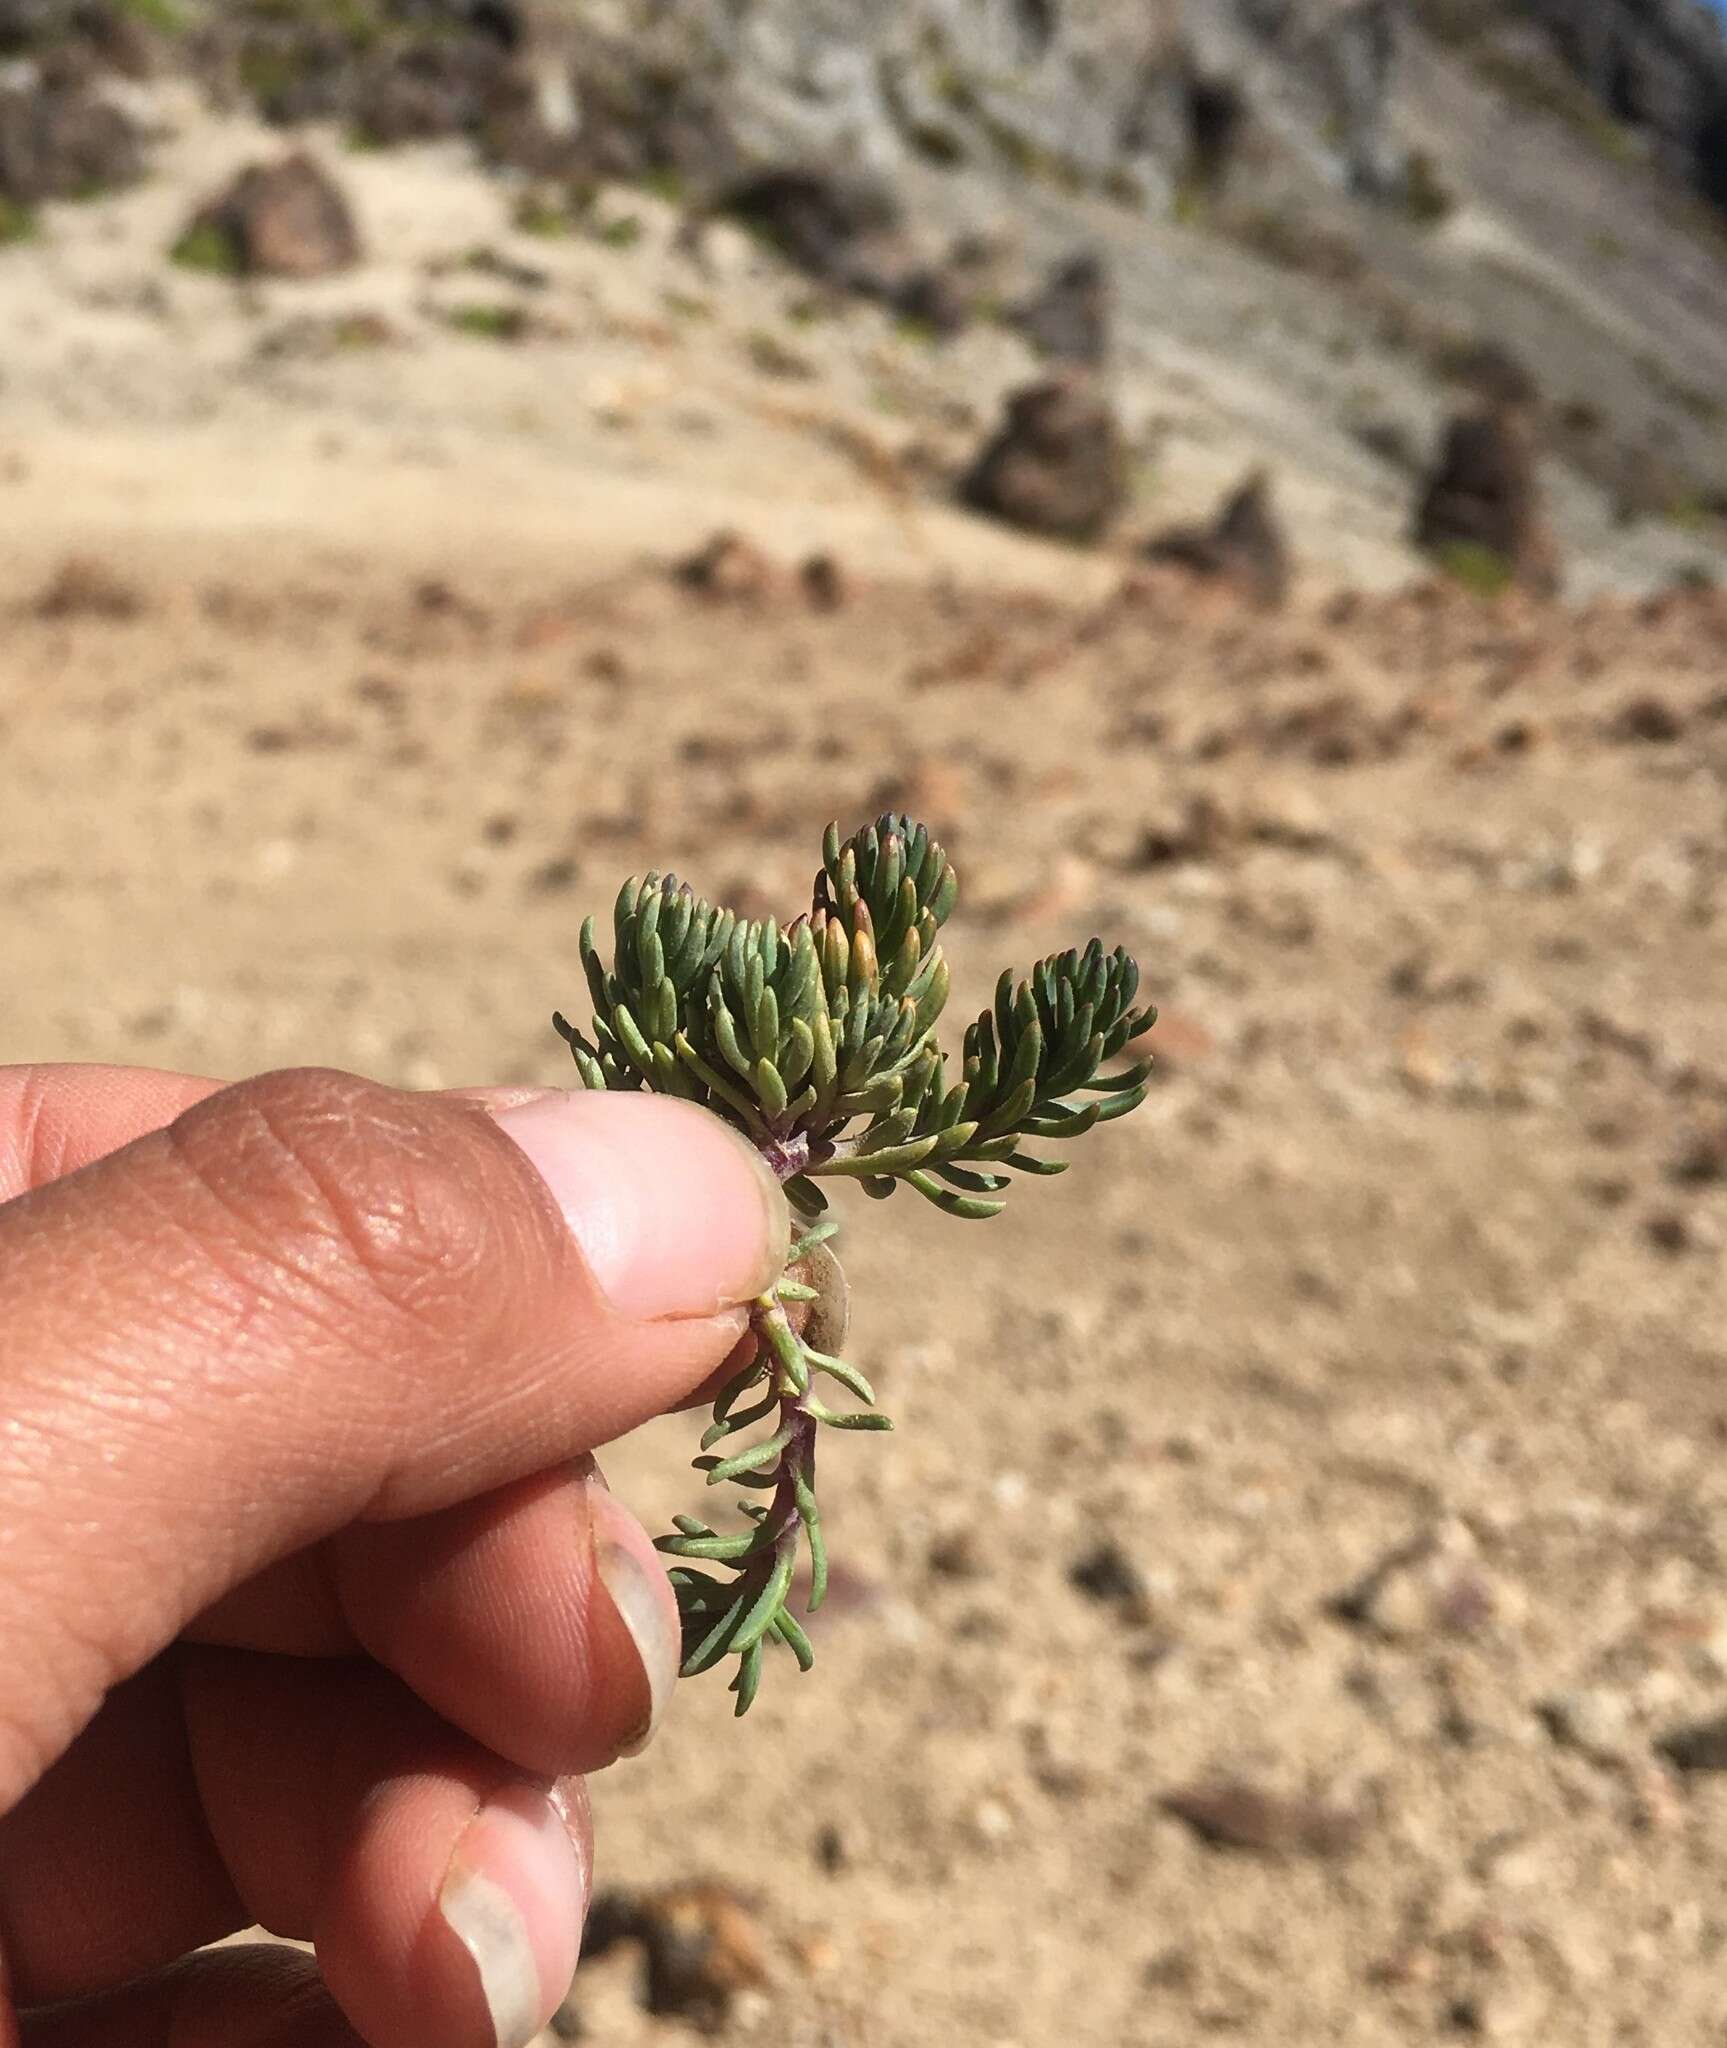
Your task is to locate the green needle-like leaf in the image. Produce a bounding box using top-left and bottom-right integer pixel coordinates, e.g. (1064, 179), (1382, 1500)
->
(554, 817), (1155, 1710)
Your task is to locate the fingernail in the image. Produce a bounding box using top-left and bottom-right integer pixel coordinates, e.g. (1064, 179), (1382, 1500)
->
(439, 1781), (584, 2048)
(591, 1508), (681, 1757)
(493, 1091), (789, 1320)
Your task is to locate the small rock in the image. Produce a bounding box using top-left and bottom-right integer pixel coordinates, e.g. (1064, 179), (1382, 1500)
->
(1144, 468), (1291, 610)
(1645, 1209), (1693, 1256)
(1671, 1124), (1727, 1185)
(1013, 250), (1111, 367)
(960, 372), (1126, 544)
(1537, 1687), (1632, 1763)
(1658, 1712), (1727, 1772)
(813, 1822), (847, 1872)
(579, 1881), (772, 2030)
(65, 3), (161, 81)
(890, 262), (973, 337)
(1268, 688), (1393, 766)
(1611, 694), (1685, 744)
(1135, 792), (1233, 867)
(526, 856), (579, 895)
(1331, 1520), (1510, 1640)
(1246, 785), (1334, 852)
(672, 529), (775, 604)
(799, 551), (847, 611)
(1451, 340), (1541, 411)
(412, 576), (489, 629)
(927, 1530), (981, 1579)
(1142, 1944), (1199, 1992)
(1414, 405), (1559, 596)
(32, 553), (141, 621)
(0, 74), (142, 203)
(1161, 1779), (1362, 1858)
(179, 151), (361, 281)
(1068, 1539), (1154, 1623)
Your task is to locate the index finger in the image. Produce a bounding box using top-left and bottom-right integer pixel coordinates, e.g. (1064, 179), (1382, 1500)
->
(0, 1065), (224, 1198)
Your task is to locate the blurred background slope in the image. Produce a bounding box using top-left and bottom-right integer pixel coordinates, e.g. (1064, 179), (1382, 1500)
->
(2, 2), (1726, 2043)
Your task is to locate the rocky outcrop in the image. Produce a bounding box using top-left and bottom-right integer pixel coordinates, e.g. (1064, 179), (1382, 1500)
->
(961, 373), (1127, 543)
(1520, 0), (1727, 212)
(178, 152), (361, 280)
(1013, 251), (1112, 367)
(1414, 406), (1561, 594)
(0, 1), (1415, 225)
(0, 69), (141, 202)
(1145, 468), (1292, 608)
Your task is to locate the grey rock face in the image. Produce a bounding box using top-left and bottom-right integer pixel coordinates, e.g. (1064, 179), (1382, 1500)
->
(0, 71), (142, 202)
(1520, 0), (1727, 210)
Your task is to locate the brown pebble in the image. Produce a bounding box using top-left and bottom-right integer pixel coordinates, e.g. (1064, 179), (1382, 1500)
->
(1161, 1778), (1362, 1858)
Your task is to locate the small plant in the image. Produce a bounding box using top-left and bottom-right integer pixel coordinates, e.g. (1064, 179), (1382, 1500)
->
(1434, 539), (1514, 597)
(555, 816), (1155, 1712)
(0, 196), (38, 247)
(1401, 149), (1456, 230)
(445, 302), (528, 342)
(891, 311), (941, 349)
(116, 0), (188, 28)
(170, 219), (242, 277)
(744, 328), (814, 379)
(592, 212), (643, 251)
(514, 185), (594, 238)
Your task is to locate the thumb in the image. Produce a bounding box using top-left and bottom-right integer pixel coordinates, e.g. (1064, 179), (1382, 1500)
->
(0, 1068), (788, 1812)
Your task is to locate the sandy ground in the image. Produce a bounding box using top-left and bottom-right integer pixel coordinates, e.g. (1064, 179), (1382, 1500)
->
(4, 103), (1727, 2048)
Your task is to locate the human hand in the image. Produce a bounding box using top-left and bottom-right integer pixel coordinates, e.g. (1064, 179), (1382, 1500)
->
(0, 1065), (790, 2048)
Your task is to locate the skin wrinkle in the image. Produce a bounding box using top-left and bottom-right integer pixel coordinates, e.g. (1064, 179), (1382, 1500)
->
(0, 1082), (487, 1805)
(0, 1227), (336, 1662)
(154, 1081), (563, 1473)
(6, 1068), (57, 1192)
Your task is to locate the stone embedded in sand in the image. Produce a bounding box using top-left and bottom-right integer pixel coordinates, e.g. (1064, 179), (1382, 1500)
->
(672, 529), (776, 604)
(1144, 468), (1291, 610)
(1161, 1779), (1363, 1858)
(180, 152), (361, 282)
(1331, 1518), (1513, 1640)
(1135, 791), (1235, 867)
(1068, 1539), (1156, 1625)
(960, 372), (1127, 545)
(1671, 1122), (1727, 1186)
(1414, 406), (1560, 596)
(1658, 1711), (1727, 1772)
(799, 551), (847, 611)
(1014, 250), (1112, 367)
(1611, 693), (1685, 743)
(33, 553), (142, 621)
(0, 73), (142, 203)
(569, 1881), (773, 2031)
